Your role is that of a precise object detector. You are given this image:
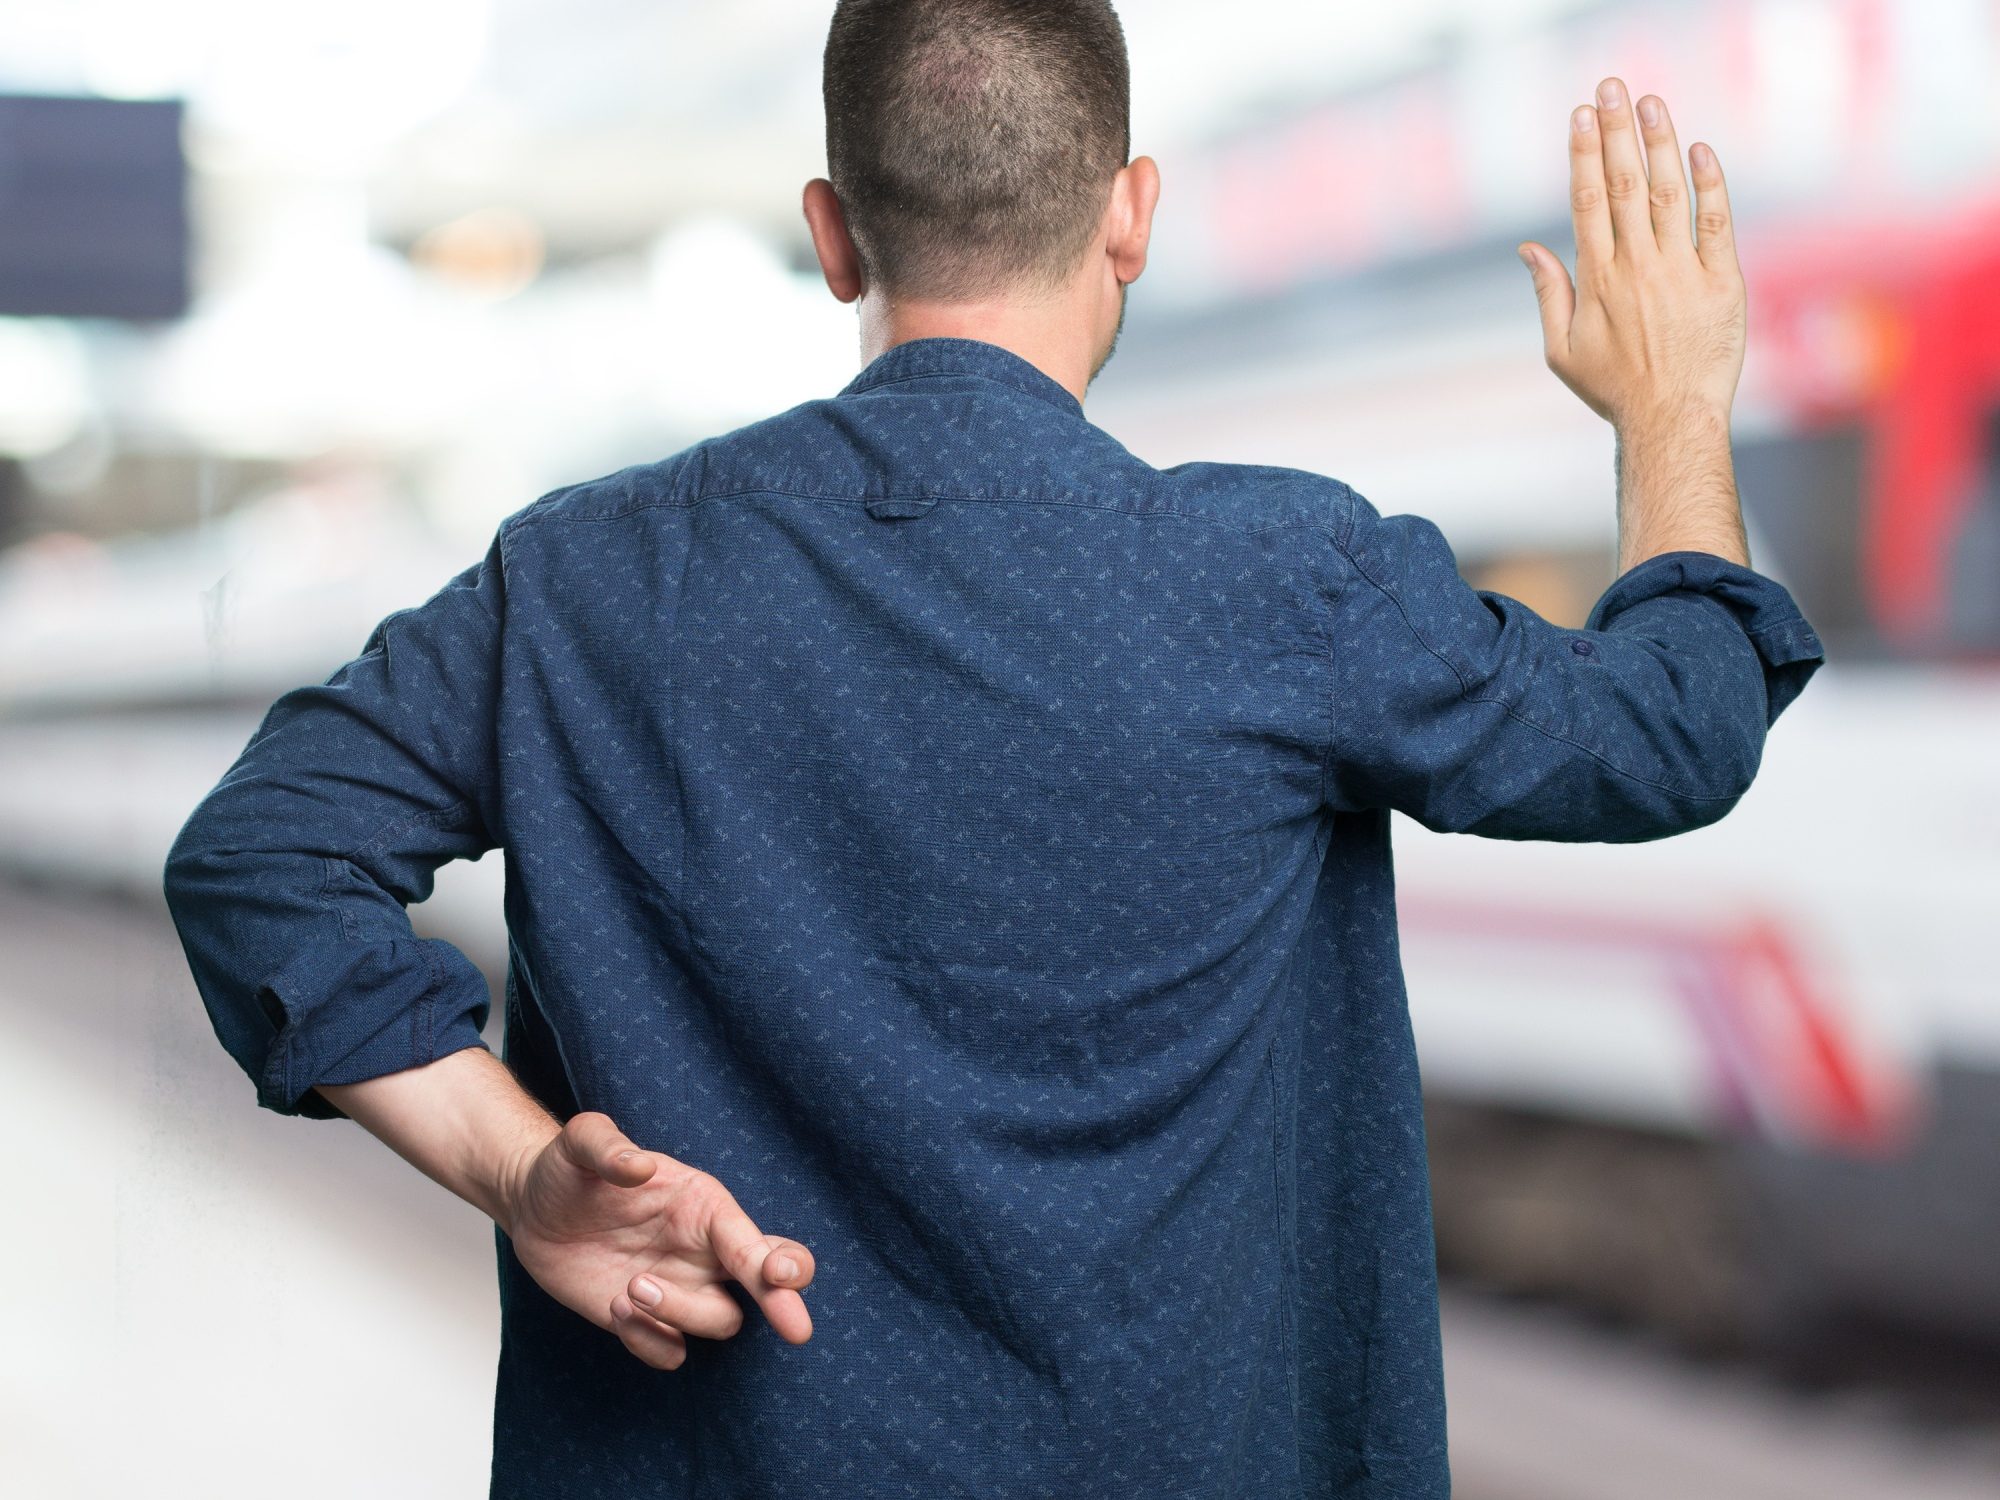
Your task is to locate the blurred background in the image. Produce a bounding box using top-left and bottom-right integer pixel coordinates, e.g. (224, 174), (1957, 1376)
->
(3, 0), (1998, 1495)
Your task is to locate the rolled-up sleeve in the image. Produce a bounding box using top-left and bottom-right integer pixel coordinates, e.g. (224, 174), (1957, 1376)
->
(162, 521), (512, 1120)
(1322, 485), (1825, 842)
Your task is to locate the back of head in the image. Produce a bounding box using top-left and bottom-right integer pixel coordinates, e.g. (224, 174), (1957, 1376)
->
(822, 0), (1131, 304)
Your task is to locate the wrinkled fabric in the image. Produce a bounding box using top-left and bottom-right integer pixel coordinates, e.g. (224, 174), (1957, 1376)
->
(163, 335), (1825, 1498)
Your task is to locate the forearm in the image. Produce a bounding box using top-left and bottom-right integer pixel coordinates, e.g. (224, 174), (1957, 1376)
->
(314, 1045), (561, 1235)
(1612, 400), (1750, 574)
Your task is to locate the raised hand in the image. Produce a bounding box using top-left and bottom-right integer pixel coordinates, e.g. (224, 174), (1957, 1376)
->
(1517, 76), (1747, 431)
(500, 1110), (816, 1369)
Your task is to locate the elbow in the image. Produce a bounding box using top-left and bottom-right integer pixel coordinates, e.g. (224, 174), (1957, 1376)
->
(1633, 728), (1764, 842)
(1583, 611), (1785, 838)
(161, 812), (229, 916)
(1567, 703), (1768, 845)
(1653, 784), (1745, 840)
(1687, 715), (1766, 809)
(161, 830), (196, 912)
(1633, 662), (1769, 817)
(161, 817), (205, 899)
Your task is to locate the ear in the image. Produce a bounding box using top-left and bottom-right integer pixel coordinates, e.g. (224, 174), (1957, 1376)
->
(1106, 155), (1160, 286)
(802, 178), (864, 303)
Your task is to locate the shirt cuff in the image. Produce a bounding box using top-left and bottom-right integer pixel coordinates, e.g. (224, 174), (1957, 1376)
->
(1584, 549), (1826, 727)
(255, 936), (495, 1120)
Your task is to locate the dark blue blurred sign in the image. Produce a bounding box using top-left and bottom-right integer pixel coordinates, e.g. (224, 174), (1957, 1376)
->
(0, 93), (189, 321)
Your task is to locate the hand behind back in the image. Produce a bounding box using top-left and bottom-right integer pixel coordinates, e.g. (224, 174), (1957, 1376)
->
(501, 1110), (816, 1369)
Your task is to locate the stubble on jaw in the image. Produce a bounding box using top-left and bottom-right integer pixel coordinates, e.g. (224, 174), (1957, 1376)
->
(1090, 280), (1129, 388)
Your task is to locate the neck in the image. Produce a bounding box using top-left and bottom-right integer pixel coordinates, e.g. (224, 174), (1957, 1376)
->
(858, 288), (1098, 409)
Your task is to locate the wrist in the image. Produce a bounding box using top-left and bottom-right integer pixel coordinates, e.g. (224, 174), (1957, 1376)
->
(1613, 395), (1732, 448)
(488, 1114), (562, 1237)
(1612, 396), (1747, 571)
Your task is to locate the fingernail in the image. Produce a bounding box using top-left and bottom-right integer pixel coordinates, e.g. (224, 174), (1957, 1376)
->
(1572, 105), (1594, 134)
(1691, 142), (1713, 170)
(1638, 96), (1661, 127)
(1517, 247), (1535, 271)
(1597, 79), (1622, 110)
(633, 1277), (662, 1306)
(771, 1255), (798, 1281)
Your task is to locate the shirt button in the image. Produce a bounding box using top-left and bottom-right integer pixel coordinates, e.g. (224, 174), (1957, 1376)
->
(1571, 637), (1595, 656)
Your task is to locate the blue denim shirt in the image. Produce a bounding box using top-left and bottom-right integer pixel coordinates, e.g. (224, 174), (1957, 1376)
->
(163, 335), (1825, 1499)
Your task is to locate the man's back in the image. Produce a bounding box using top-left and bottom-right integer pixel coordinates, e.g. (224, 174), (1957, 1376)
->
(487, 333), (1431, 1496)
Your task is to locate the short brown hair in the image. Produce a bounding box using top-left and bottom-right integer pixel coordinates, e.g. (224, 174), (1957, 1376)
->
(822, 0), (1131, 302)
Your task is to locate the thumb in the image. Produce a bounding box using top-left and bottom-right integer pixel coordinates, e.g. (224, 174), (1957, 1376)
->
(556, 1110), (659, 1187)
(1517, 242), (1574, 362)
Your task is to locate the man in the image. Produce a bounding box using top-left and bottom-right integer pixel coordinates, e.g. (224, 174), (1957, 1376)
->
(163, 2), (1824, 1496)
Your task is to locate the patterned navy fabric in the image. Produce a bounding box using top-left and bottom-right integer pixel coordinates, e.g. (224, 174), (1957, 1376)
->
(163, 335), (1825, 1497)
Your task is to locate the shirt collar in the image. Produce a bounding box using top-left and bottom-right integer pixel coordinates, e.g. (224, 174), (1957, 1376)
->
(837, 336), (1086, 420)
